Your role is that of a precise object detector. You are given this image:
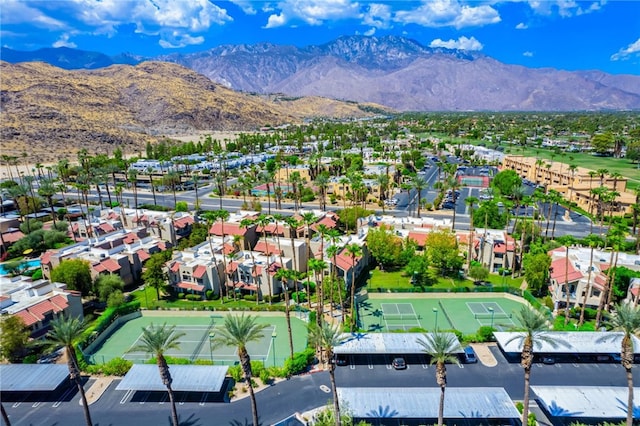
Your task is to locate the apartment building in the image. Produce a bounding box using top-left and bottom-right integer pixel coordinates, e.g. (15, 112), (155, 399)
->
(0, 276), (83, 338)
(502, 155), (634, 216)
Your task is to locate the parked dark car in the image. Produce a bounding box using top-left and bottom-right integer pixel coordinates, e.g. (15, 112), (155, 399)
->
(463, 346), (478, 364)
(392, 357), (407, 370)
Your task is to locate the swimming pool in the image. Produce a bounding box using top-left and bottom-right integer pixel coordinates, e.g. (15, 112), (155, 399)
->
(0, 258), (42, 276)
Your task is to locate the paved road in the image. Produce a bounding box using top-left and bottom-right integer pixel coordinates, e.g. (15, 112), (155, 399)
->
(5, 351), (639, 426)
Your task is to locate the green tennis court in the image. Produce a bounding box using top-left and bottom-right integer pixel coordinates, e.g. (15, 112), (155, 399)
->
(88, 312), (308, 367)
(359, 294), (528, 335)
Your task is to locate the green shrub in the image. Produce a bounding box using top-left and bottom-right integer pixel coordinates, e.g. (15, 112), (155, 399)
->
(178, 293), (186, 299)
(244, 295), (257, 301)
(228, 365), (243, 382)
(476, 326), (495, 342)
(543, 295), (554, 310)
(31, 269), (43, 280)
(283, 347), (315, 376)
(185, 294), (201, 301)
(22, 354), (37, 364)
(250, 360), (265, 377)
(259, 369), (271, 384)
(292, 291), (307, 303)
(101, 357), (133, 376)
(206, 290), (214, 300)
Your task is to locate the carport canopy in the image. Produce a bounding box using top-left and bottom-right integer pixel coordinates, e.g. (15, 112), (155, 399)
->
(338, 387), (520, 420)
(115, 365), (228, 392)
(532, 386), (640, 419)
(494, 331), (640, 354)
(333, 332), (463, 355)
(0, 364), (69, 392)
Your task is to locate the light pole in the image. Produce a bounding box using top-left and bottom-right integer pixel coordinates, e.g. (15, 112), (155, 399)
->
(209, 332), (216, 363)
(271, 330), (277, 366)
(432, 307), (439, 331)
(488, 307), (495, 329)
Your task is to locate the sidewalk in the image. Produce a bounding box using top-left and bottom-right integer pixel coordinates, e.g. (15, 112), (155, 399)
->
(469, 342), (498, 367)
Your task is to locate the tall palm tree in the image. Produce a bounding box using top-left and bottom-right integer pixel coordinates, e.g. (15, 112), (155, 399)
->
(132, 324), (185, 426)
(603, 303), (640, 426)
(411, 175), (427, 218)
(563, 236), (577, 326)
(506, 307), (559, 425)
(301, 211), (317, 274)
(307, 321), (348, 426)
(273, 268), (295, 360)
(38, 178), (58, 227)
(255, 214), (275, 304)
(315, 174), (329, 211)
(465, 196), (478, 272)
(212, 314), (269, 426)
(326, 243), (344, 323)
(284, 216), (301, 272)
(579, 234), (601, 326)
(47, 316), (93, 426)
(345, 243), (362, 332)
(309, 258), (328, 328)
(417, 332), (461, 426)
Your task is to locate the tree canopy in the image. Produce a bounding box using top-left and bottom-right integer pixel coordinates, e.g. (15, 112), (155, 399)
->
(51, 259), (93, 295)
(491, 170), (522, 198)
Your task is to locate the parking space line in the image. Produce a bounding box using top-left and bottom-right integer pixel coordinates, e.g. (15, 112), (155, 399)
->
(179, 393), (188, 405)
(159, 393), (167, 405)
(139, 391), (149, 404)
(199, 393), (208, 406)
(422, 363), (428, 369)
(120, 389), (133, 404)
(54, 388), (75, 407)
(32, 401), (41, 408)
(458, 364), (464, 369)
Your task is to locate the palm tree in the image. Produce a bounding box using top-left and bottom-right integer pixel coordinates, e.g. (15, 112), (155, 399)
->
(506, 307), (558, 425)
(255, 214), (275, 304)
(465, 196), (478, 272)
(315, 174), (329, 211)
(417, 332), (461, 426)
(132, 324), (185, 426)
(38, 178), (58, 227)
(579, 234), (601, 326)
(603, 303), (640, 426)
(47, 316), (93, 426)
(307, 321), (348, 426)
(563, 236), (577, 326)
(309, 258), (328, 328)
(411, 175), (427, 218)
(146, 166), (157, 206)
(345, 243), (362, 332)
(273, 268), (296, 360)
(301, 211), (317, 274)
(212, 314), (269, 426)
(326, 242), (344, 323)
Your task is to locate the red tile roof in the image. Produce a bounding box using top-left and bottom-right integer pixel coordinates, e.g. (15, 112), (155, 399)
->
(41, 251), (55, 265)
(123, 233), (139, 244)
(407, 231), (428, 247)
(223, 243), (235, 255)
(193, 265), (207, 279)
(28, 300), (55, 319)
(310, 216), (338, 232)
(170, 262), (181, 273)
(493, 242), (507, 254)
(257, 223), (285, 235)
(1, 230), (25, 244)
(550, 258), (583, 283)
(175, 281), (205, 292)
(335, 251), (361, 272)
(209, 222), (247, 237)
(97, 222), (115, 233)
(49, 295), (69, 310)
(254, 241), (280, 255)
(137, 249), (150, 262)
(226, 261), (239, 274)
(14, 310), (39, 327)
(174, 216), (195, 229)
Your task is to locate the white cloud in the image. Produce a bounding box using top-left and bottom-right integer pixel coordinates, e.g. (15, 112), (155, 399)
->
(515, 22), (528, 30)
(429, 36), (483, 51)
(361, 3), (392, 29)
(229, 0), (257, 15)
(526, 0), (605, 18)
(363, 27), (376, 36)
(523, 51), (534, 57)
(158, 32), (205, 49)
(394, 0), (501, 29)
(611, 37), (640, 61)
(265, 12), (288, 28)
(264, 0), (361, 28)
(0, 0), (68, 29)
(52, 33), (77, 48)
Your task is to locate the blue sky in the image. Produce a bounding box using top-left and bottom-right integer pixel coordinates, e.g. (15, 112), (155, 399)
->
(1, 0), (639, 75)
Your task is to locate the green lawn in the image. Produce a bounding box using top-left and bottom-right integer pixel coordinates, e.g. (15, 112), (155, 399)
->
(130, 286), (290, 311)
(369, 268), (524, 291)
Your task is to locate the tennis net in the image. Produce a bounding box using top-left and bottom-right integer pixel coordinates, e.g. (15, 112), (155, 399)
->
(474, 313), (512, 320)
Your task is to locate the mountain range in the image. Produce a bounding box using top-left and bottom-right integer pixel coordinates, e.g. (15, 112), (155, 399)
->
(0, 60), (388, 164)
(3, 35), (640, 111)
